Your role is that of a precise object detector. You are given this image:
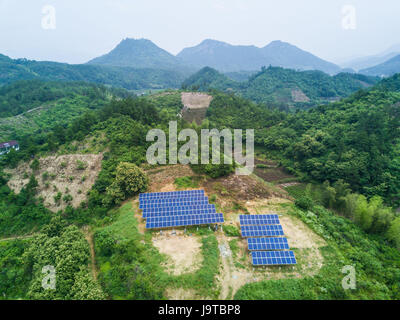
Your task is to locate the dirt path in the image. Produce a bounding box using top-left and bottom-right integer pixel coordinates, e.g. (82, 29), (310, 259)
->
(0, 234), (36, 242)
(217, 234), (234, 300)
(82, 226), (98, 281)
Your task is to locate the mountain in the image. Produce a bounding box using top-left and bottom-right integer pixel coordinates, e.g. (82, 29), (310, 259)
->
(0, 53), (186, 90)
(341, 44), (400, 71)
(87, 38), (190, 71)
(360, 54), (400, 77)
(177, 39), (341, 74)
(342, 52), (400, 71)
(182, 66), (378, 109)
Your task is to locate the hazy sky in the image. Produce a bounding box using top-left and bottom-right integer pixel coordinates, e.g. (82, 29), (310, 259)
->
(0, 0), (399, 65)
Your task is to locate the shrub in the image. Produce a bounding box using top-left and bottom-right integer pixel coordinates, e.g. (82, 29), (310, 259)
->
(223, 225), (240, 237)
(54, 192), (62, 204)
(63, 194), (73, 203)
(42, 172), (49, 181)
(30, 159), (40, 171)
(76, 160), (87, 170)
(295, 195), (314, 211)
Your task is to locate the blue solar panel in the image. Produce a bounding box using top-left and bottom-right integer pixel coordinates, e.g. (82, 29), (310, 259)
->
(241, 225), (284, 237)
(145, 213), (224, 229)
(251, 250), (297, 266)
(143, 205), (216, 218)
(140, 190), (204, 200)
(139, 197), (209, 209)
(247, 237), (289, 251)
(142, 204), (215, 215)
(239, 214), (280, 226)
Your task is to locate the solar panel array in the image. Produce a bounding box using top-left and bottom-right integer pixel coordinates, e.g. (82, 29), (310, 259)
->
(247, 237), (289, 251)
(140, 190), (204, 199)
(238, 214), (297, 266)
(139, 190), (224, 229)
(146, 213), (224, 229)
(241, 225), (284, 237)
(139, 196), (208, 209)
(251, 251), (297, 266)
(142, 204), (216, 218)
(240, 214), (280, 226)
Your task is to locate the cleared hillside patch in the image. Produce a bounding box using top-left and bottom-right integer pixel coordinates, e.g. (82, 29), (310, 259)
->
(5, 154), (102, 212)
(181, 92), (213, 124)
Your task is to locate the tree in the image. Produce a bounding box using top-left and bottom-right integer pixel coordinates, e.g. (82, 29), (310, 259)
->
(387, 217), (400, 249)
(104, 162), (148, 205)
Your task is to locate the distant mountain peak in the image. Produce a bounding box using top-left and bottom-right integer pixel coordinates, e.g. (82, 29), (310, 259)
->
(178, 39), (340, 74)
(86, 38), (187, 70)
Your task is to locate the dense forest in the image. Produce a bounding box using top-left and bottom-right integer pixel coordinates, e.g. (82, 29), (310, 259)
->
(0, 54), (186, 90)
(182, 66), (379, 110)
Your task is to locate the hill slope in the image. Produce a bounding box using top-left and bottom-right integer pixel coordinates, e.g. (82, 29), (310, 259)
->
(177, 39), (341, 74)
(0, 54), (186, 90)
(0, 80), (126, 141)
(360, 54), (400, 77)
(182, 66), (378, 109)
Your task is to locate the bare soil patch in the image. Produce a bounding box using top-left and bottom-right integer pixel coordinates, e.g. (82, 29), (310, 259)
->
(5, 154), (102, 212)
(165, 288), (203, 300)
(280, 215), (326, 249)
(146, 164), (196, 192)
(181, 92), (213, 109)
(152, 233), (203, 275)
(181, 92), (213, 125)
(291, 89), (310, 103)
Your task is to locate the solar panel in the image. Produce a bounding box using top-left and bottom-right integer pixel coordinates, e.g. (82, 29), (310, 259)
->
(140, 190), (204, 200)
(145, 213), (224, 229)
(139, 197), (209, 209)
(239, 214), (280, 226)
(241, 225), (284, 237)
(247, 237), (289, 251)
(251, 250), (297, 266)
(142, 205), (216, 218)
(139, 195), (207, 204)
(142, 204), (215, 215)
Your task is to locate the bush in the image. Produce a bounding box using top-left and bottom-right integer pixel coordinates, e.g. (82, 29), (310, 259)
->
(223, 225), (240, 237)
(295, 195), (314, 211)
(30, 159), (40, 171)
(76, 160), (87, 170)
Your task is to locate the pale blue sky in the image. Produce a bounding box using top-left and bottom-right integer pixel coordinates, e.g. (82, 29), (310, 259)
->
(0, 0), (399, 64)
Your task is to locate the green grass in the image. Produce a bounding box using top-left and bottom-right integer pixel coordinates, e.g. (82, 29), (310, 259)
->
(174, 176), (201, 189)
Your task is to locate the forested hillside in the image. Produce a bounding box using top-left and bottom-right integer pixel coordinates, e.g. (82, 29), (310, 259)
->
(183, 66), (378, 110)
(0, 54), (186, 90)
(0, 80), (130, 141)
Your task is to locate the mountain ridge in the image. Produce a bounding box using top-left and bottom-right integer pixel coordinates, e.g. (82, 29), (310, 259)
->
(177, 39), (341, 74)
(360, 54), (400, 77)
(86, 38), (342, 74)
